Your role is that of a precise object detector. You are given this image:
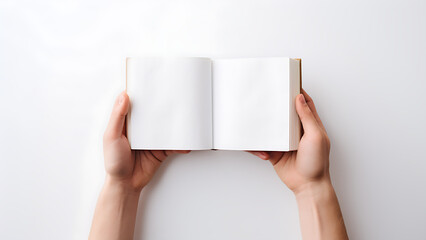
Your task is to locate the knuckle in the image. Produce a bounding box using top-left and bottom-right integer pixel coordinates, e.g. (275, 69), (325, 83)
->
(103, 130), (114, 143)
(325, 135), (330, 144)
(103, 132), (110, 142)
(299, 111), (311, 121)
(325, 135), (331, 149)
(311, 131), (323, 141)
(309, 130), (327, 145)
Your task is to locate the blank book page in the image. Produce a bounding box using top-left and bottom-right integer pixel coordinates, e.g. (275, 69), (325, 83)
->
(126, 57), (213, 150)
(212, 58), (291, 151)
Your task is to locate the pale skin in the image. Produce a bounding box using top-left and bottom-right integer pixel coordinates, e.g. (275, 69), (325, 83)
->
(89, 89), (348, 240)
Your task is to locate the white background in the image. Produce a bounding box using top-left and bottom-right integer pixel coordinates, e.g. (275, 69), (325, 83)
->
(1, 0), (425, 239)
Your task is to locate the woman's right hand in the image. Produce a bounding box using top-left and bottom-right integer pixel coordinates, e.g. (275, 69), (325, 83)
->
(249, 89), (331, 194)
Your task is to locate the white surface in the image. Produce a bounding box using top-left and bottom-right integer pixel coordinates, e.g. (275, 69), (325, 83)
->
(127, 57), (212, 150)
(0, 0), (425, 239)
(212, 57), (297, 150)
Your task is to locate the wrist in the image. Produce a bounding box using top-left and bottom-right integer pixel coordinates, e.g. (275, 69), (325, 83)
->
(293, 179), (348, 240)
(104, 175), (143, 197)
(91, 176), (141, 240)
(294, 179), (335, 201)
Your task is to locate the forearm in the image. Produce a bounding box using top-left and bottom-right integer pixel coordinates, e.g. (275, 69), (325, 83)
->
(89, 178), (141, 240)
(295, 181), (348, 240)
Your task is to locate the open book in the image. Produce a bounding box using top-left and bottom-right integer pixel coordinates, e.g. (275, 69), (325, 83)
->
(126, 57), (301, 151)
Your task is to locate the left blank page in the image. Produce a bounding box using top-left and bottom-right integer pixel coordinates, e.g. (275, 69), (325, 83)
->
(126, 57), (212, 150)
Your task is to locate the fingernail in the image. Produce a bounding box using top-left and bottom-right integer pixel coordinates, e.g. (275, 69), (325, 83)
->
(299, 94), (306, 104)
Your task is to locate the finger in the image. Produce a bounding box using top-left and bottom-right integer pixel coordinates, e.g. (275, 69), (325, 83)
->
(150, 150), (167, 162)
(301, 89), (326, 131)
(104, 92), (130, 141)
(164, 150), (191, 156)
(267, 151), (286, 166)
(247, 151), (270, 160)
(149, 150), (191, 162)
(143, 150), (163, 164)
(173, 150), (192, 154)
(296, 94), (321, 134)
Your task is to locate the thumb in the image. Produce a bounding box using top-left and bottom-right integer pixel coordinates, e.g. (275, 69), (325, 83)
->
(295, 94), (319, 134)
(104, 92), (130, 141)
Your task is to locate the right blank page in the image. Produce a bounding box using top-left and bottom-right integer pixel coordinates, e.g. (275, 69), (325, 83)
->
(212, 57), (300, 151)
